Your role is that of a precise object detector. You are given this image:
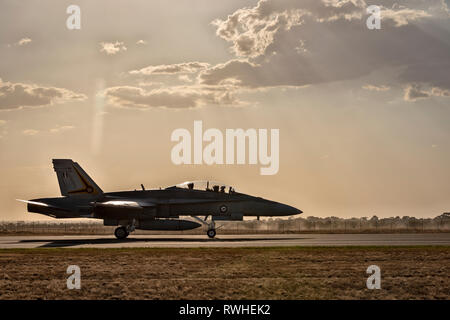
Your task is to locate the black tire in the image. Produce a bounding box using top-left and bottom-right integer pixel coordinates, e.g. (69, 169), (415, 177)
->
(207, 229), (216, 239)
(114, 226), (129, 240)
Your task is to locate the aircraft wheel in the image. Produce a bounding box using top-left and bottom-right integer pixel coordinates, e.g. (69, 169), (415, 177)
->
(207, 229), (216, 239)
(114, 226), (129, 240)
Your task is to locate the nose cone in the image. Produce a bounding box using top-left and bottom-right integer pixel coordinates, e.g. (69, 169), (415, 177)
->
(244, 198), (303, 217)
(255, 200), (302, 216)
(277, 203), (302, 216)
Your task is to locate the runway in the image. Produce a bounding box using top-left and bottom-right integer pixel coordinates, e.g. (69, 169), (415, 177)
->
(0, 233), (449, 248)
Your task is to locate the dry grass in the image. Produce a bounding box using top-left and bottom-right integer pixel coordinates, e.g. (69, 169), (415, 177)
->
(0, 247), (449, 299)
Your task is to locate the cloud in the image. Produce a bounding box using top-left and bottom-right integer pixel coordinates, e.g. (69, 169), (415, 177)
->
(137, 81), (164, 87)
(381, 8), (431, 27)
(200, 59), (282, 88)
(0, 79), (87, 110)
(99, 41), (127, 55)
(404, 84), (450, 101)
(49, 125), (75, 134)
(7, 37), (32, 48)
(130, 62), (210, 75)
(199, 0), (450, 100)
(16, 38), (32, 46)
(101, 85), (239, 109)
(22, 129), (39, 136)
(404, 84), (430, 101)
(212, 0), (304, 58)
(178, 75), (193, 83)
(430, 86), (450, 97)
(211, 0), (383, 58)
(363, 85), (390, 91)
(136, 40), (147, 45)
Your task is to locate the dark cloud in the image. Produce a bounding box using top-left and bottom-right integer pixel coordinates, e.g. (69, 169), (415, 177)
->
(113, 0), (449, 107)
(199, 0), (450, 101)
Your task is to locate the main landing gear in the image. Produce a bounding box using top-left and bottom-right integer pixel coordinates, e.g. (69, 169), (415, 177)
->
(114, 226), (129, 240)
(114, 219), (136, 240)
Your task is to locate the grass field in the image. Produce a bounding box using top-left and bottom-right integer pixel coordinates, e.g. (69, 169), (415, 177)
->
(0, 246), (449, 299)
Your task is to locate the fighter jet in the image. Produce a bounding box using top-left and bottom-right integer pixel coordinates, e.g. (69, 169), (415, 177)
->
(18, 159), (302, 239)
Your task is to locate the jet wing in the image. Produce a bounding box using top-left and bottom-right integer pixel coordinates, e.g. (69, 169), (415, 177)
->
(93, 200), (156, 209)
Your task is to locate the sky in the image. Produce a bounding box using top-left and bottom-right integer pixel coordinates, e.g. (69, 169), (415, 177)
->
(0, 0), (449, 220)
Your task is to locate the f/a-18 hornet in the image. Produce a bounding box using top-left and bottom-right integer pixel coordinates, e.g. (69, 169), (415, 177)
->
(19, 159), (302, 239)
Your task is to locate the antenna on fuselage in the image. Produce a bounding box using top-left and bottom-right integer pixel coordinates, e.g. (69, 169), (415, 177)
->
(141, 184), (145, 191)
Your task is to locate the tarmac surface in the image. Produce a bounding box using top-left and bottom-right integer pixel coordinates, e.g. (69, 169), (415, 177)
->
(0, 233), (449, 248)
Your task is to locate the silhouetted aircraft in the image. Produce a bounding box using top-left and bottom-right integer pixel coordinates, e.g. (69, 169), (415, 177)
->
(18, 159), (302, 239)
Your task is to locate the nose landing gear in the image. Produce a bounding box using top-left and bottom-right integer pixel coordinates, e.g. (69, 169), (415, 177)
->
(192, 216), (218, 239)
(206, 218), (216, 238)
(207, 228), (216, 239)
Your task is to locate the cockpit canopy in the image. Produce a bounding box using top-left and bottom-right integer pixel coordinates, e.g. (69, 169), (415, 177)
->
(166, 180), (236, 194)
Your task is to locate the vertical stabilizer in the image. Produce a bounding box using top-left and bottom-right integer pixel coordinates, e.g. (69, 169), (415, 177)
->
(52, 159), (103, 197)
